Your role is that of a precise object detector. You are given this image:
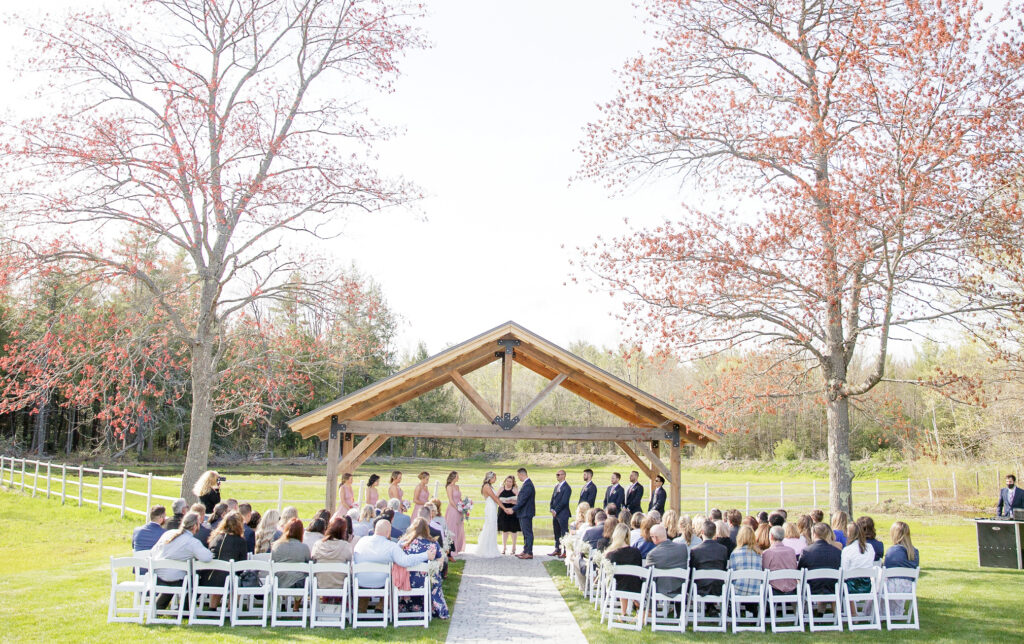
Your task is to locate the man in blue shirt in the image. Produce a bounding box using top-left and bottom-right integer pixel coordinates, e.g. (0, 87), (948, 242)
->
(132, 505), (166, 552)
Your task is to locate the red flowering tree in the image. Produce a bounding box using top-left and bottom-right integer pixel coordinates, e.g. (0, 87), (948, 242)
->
(579, 0), (1024, 512)
(1, 0), (425, 499)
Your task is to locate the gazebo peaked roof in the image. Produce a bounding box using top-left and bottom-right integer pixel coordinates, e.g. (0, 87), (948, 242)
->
(287, 320), (715, 445)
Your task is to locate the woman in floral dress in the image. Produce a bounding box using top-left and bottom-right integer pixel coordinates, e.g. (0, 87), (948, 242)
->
(399, 518), (449, 619)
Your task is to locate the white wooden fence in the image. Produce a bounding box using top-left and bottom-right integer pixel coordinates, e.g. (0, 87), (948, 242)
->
(0, 454), (995, 522)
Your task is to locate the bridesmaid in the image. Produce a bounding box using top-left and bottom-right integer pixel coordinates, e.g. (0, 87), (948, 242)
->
(412, 471), (431, 517)
(337, 473), (355, 516)
(388, 471), (404, 504)
(444, 471), (466, 555)
(365, 474), (380, 508)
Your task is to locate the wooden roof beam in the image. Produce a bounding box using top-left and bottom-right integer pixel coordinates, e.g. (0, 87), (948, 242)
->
(341, 420), (666, 442)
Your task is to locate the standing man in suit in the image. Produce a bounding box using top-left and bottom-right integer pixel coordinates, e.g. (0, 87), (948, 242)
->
(649, 475), (667, 514)
(514, 467), (536, 559)
(625, 471), (645, 514)
(997, 474), (1024, 518)
(548, 469), (572, 557)
(604, 472), (625, 510)
(579, 468), (597, 509)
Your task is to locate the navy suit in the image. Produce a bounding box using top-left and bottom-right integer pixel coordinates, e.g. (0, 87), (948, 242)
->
(648, 486), (667, 514)
(132, 522), (165, 553)
(514, 478), (536, 555)
(625, 481), (644, 513)
(243, 524), (255, 554)
(997, 486), (1024, 518)
(550, 481), (572, 554)
(579, 480), (597, 508)
(604, 483), (625, 510)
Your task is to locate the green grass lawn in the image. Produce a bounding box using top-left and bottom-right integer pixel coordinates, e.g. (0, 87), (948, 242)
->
(545, 516), (1024, 643)
(0, 488), (463, 642)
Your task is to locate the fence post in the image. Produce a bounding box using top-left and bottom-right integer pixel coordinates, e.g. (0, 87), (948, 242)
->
(120, 469), (128, 518)
(61, 464), (67, 505)
(952, 471), (958, 500)
(704, 482), (709, 514)
(146, 473), (153, 512)
(21, 459), (26, 492)
(812, 480), (818, 508)
(46, 462), (52, 499)
(277, 478), (284, 512)
(927, 477), (933, 503)
(77, 466), (83, 506)
(875, 479), (880, 505)
(98, 466), (104, 511)
(32, 461), (39, 497)
(745, 482), (750, 515)
(779, 480), (784, 508)
(906, 478), (912, 505)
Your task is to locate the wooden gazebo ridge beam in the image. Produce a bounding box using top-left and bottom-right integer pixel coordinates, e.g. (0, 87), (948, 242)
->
(286, 321), (719, 514)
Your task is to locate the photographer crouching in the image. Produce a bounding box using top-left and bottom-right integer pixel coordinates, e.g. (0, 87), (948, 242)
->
(194, 470), (227, 514)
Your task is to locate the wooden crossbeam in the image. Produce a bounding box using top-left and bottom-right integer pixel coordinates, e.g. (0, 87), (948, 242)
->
(633, 440), (673, 485)
(342, 420), (662, 442)
(338, 434), (387, 474)
(614, 441), (655, 480)
(514, 373), (568, 423)
(449, 370), (498, 424)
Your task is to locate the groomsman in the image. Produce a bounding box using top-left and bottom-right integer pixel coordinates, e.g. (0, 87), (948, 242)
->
(625, 471), (644, 513)
(514, 467), (536, 559)
(649, 475), (667, 514)
(548, 470), (571, 557)
(604, 473), (625, 510)
(579, 469), (597, 508)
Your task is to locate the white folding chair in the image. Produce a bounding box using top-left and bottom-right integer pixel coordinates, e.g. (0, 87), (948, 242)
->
(248, 552), (272, 561)
(803, 568), (843, 632)
(689, 569), (730, 632)
(842, 566), (881, 630)
(392, 562), (432, 628)
(766, 569), (805, 632)
(583, 550), (599, 600)
(881, 567), (920, 630)
(351, 562), (391, 628)
(230, 559), (272, 626)
(108, 556), (150, 624)
(270, 562), (311, 627)
(310, 562), (350, 629)
(605, 564), (651, 631)
(189, 559), (232, 626)
(729, 569), (768, 632)
(648, 567), (688, 632)
(146, 559), (191, 625)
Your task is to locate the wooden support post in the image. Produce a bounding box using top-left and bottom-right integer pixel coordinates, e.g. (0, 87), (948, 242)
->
(670, 428), (681, 513)
(500, 347), (514, 418)
(325, 415), (342, 513)
(649, 440), (659, 496)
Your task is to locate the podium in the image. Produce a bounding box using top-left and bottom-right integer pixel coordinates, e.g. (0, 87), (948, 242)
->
(975, 519), (1024, 569)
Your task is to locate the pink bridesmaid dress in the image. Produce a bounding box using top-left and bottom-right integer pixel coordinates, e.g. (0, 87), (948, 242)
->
(366, 485), (378, 508)
(445, 486), (466, 554)
(390, 484), (404, 504)
(413, 486), (430, 518)
(339, 484), (355, 515)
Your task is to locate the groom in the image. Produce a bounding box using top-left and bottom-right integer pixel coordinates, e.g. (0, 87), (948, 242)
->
(514, 467), (535, 559)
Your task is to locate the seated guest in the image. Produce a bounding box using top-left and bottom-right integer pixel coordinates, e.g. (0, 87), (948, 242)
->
(573, 502), (591, 532)
(841, 521), (874, 599)
(674, 515), (693, 546)
(375, 499), (388, 516)
(237, 503), (256, 553)
(831, 511), (849, 547)
(132, 505), (166, 552)
(190, 503), (212, 547)
(618, 509), (632, 533)
(690, 520), (729, 597)
(271, 518), (311, 588)
(648, 510), (662, 523)
(583, 507), (598, 529)
(689, 515), (705, 548)
(709, 508), (723, 522)
(810, 509), (825, 524)
(605, 503), (619, 518)
(727, 510), (743, 542)
(247, 509), (261, 532)
(757, 511), (769, 524)
(628, 513), (644, 547)
(798, 523), (842, 595)
(775, 508), (788, 521)
(164, 499), (187, 530)
(797, 514), (813, 547)
(253, 509), (281, 554)
(604, 523), (643, 615)
(883, 521), (919, 617)
(754, 522), (772, 553)
(768, 511), (785, 528)
(762, 525), (799, 594)
(311, 517), (353, 592)
(714, 520), (735, 556)
(353, 520), (432, 589)
(304, 516), (327, 548)
(633, 516), (658, 558)
(150, 512), (212, 609)
(582, 511), (607, 549)
(644, 525), (688, 597)
(208, 502), (229, 530)
(389, 498), (412, 534)
(206, 511), (248, 610)
(596, 517), (617, 551)
(399, 518), (448, 619)
(744, 515), (759, 532)
(857, 515), (884, 561)
(430, 498), (448, 533)
(661, 510), (680, 540)
(783, 522), (807, 557)
(225, 498), (238, 512)
(352, 505), (375, 539)
(729, 526), (763, 609)
(276, 506), (299, 541)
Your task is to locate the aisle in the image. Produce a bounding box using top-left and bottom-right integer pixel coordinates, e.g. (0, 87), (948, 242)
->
(445, 546), (587, 643)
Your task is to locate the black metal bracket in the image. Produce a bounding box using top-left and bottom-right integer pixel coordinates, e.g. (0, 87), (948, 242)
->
(329, 415), (350, 442)
(495, 338), (520, 358)
(494, 413), (519, 430)
(664, 424), (681, 448)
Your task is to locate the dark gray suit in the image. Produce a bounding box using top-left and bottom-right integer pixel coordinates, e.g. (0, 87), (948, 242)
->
(644, 540), (689, 595)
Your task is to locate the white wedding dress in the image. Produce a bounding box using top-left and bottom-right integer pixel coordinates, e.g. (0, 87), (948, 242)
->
(476, 490), (500, 558)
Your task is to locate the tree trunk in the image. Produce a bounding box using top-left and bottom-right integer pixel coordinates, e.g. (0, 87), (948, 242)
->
(827, 394), (854, 516)
(181, 342), (216, 502)
(33, 392), (50, 456)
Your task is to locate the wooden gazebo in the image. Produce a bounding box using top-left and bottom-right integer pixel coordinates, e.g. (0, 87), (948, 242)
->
(287, 321), (717, 513)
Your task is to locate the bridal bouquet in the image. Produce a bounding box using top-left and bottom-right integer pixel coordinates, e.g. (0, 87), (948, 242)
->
(456, 497), (473, 519)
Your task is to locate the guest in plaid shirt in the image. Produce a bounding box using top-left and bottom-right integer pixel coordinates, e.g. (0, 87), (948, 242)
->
(728, 526), (764, 597)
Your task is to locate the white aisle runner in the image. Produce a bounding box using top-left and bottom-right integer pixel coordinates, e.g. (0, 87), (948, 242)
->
(445, 546), (587, 643)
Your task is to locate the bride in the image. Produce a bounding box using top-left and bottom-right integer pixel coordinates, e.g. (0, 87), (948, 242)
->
(476, 472), (502, 558)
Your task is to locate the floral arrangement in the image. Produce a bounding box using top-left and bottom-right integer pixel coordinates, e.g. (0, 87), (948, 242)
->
(443, 527), (455, 551)
(456, 497), (473, 519)
(427, 556), (444, 579)
(402, 500), (412, 512)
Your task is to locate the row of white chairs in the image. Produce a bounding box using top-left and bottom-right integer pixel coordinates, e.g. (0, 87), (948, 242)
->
(571, 549), (919, 633)
(108, 554), (434, 629)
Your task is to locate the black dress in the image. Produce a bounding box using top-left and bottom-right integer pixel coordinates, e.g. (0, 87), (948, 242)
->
(497, 488), (519, 533)
(205, 533), (247, 586)
(200, 488), (221, 514)
(605, 546), (644, 592)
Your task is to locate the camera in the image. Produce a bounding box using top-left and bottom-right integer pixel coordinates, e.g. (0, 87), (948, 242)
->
(217, 476), (227, 483)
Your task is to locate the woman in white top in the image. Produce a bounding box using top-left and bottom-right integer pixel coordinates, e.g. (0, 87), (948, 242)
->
(841, 521), (876, 599)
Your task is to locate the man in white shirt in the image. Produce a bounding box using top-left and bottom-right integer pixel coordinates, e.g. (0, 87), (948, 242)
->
(150, 512), (213, 609)
(353, 520), (433, 589)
